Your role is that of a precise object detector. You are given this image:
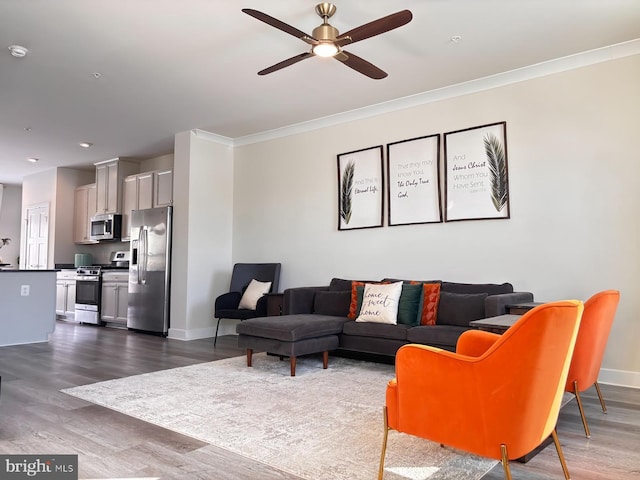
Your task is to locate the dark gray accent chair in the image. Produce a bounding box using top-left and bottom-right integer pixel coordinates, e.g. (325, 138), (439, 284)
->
(213, 263), (281, 345)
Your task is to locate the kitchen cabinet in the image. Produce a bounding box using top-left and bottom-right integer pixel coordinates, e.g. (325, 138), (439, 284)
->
(122, 172), (153, 239)
(101, 271), (129, 325)
(154, 169), (173, 207)
(122, 169), (173, 239)
(73, 183), (97, 244)
(95, 158), (139, 214)
(56, 270), (76, 319)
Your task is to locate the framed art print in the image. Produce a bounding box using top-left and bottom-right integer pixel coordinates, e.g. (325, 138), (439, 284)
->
(387, 134), (442, 226)
(444, 122), (510, 222)
(337, 145), (384, 230)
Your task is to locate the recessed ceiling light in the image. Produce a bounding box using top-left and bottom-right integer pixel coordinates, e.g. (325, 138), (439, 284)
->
(92, 72), (101, 79)
(8, 45), (28, 58)
(79, 142), (93, 148)
(26, 157), (39, 163)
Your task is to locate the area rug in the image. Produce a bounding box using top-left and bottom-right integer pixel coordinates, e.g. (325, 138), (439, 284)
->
(62, 354), (497, 480)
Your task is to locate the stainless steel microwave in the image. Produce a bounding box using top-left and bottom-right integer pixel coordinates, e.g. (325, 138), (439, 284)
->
(90, 213), (122, 241)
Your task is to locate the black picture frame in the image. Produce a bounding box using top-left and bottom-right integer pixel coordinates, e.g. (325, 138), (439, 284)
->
(444, 122), (510, 222)
(337, 145), (384, 230)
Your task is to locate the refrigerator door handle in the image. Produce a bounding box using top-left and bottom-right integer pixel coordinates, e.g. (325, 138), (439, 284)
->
(142, 227), (149, 285)
(137, 227), (144, 285)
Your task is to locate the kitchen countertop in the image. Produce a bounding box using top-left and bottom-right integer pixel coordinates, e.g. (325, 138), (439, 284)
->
(54, 263), (129, 270)
(1, 269), (59, 273)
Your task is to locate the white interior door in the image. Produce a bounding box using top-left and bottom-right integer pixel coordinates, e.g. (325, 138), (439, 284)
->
(25, 204), (49, 269)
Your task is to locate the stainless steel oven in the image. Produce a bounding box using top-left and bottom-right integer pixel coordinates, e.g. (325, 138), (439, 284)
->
(75, 266), (102, 324)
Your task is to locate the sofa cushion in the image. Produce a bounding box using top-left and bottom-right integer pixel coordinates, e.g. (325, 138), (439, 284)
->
(330, 277), (355, 292)
(330, 278), (376, 292)
(342, 321), (410, 341)
(356, 282), (403, 324)
(406, 325), (470, 347)
(313, 290), (351, 317)
(441, 281), (513, 295)
(397, 283), (422, 326)
(437, 291), (488, 326)
(382, 278), (441, 285)
(237, 315), (347, 342)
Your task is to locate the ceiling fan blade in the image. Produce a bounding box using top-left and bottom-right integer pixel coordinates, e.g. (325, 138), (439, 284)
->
(336, 10), (413, 47)
(335, 51), (387, 79)
(242, 9), (317, 45)
(258, 52), (314, 76)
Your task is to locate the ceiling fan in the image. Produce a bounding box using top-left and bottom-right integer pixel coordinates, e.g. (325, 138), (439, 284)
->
(242, 3), (413, 79)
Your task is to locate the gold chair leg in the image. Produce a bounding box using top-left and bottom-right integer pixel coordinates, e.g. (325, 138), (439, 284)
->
(573, 380), (591, 438)
(500, 444), (513, 480)
(551, 428), (571, 480)
(594, 381), (607, 414)
(378, 407), (389, 480)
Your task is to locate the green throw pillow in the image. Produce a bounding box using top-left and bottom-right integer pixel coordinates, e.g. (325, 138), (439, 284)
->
(397, 283), (422, 326)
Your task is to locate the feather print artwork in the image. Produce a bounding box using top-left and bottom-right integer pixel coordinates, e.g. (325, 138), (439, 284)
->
(484, 133), (508, 211)
(340, 161), (355, 224)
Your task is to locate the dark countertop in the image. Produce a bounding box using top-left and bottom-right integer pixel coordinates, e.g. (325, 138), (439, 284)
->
(54, 263), (129, 270)
(0, 269), (58, 273)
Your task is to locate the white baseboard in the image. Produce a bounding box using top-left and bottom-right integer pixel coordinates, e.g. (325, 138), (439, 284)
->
(168, 326), (216, 341)
(599, 368), (640, 389)
(168, 321), (239, 341)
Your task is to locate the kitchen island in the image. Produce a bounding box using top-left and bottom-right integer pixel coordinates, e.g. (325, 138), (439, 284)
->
(0, 270), (56, 346)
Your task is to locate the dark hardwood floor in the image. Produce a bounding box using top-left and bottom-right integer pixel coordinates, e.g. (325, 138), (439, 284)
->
(1, 321), (639, 479)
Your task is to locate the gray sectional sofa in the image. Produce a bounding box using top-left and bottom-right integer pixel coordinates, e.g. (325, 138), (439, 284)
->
(280, 277), (534, 355)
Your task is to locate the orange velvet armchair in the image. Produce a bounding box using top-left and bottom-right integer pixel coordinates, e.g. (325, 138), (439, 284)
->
(565, 290), (620, 438)
(379, 300), (584, 480)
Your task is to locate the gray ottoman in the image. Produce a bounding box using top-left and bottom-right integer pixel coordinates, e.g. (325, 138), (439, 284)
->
(236, 314), (348, 376)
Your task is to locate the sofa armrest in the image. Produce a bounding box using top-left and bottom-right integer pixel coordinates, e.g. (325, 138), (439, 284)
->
(282, 286), (329, 315)
(485, 292), (534, 317)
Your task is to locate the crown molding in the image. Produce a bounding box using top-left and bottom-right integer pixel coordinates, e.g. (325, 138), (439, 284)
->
(190, 129), (234, 147)
(227, 39), (640, 147)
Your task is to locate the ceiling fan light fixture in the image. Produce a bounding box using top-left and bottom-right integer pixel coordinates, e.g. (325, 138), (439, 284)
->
(8, 45), (28, 58)
(312, 42), (338, 57)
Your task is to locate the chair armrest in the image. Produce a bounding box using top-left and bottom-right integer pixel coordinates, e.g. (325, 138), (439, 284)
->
(388, 344), (483, 439)
(215, 292), (241, 313)
(456, 329), (501, 357)
(485, 291), (534, 317)
(254, 294), (269, 316)
(282, 286), (330, 314)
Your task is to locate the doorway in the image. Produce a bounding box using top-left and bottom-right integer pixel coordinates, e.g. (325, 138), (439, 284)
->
(24, 203), (49, 269)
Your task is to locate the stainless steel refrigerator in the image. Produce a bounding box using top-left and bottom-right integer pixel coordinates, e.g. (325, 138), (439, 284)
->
(128, 206), (172, 335)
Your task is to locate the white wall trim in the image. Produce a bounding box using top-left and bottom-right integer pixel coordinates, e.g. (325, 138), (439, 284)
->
(168, 325), (218, 341)
(231, 38), (640, 147)
(191, 129), (234, 147)
(599, 368), (640, 389)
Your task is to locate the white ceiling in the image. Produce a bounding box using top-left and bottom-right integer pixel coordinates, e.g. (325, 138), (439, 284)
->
(1, 0), (639, 186)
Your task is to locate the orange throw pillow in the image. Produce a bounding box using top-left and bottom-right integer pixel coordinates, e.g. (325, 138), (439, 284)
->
(347, 281), (366, 319)
(420, 283), (441, 325)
